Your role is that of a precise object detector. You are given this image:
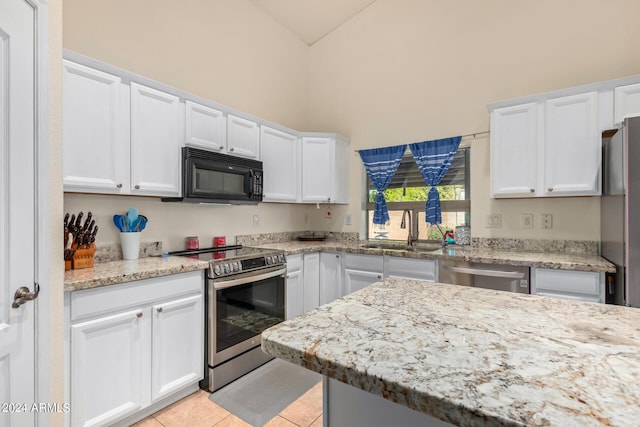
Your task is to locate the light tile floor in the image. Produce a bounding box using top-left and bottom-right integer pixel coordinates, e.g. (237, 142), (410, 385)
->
(133, 381), (323, 427)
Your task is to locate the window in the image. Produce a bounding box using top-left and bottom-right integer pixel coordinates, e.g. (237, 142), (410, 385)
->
(366, 147), (470, 241)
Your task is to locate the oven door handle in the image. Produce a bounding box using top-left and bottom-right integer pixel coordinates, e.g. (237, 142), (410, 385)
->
(213, 267), (287, 290)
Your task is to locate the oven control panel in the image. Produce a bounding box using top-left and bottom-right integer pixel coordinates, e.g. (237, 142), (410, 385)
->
(211, 253), (286, 278)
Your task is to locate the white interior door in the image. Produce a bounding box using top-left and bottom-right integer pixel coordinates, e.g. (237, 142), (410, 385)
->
(0, 0), (37, 424)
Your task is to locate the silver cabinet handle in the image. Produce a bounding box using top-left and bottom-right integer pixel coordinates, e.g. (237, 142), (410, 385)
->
(134, 185), (141, 190)
(116, 183), (123, 189)
(548, 187), (553, 192)
(12, 283), (40, 308)
(219, 146), (224, 150)
(229, 148), (234, 152)
(136, 312), (143, 318)
(530, 188), (535, 193)
(377, 274), (382, 279)
(445, 265), (525, 279)
(157, 307), (163, 313)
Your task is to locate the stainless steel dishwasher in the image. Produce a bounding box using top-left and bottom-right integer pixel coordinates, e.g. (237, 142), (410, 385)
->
(438, 260), (530, 294)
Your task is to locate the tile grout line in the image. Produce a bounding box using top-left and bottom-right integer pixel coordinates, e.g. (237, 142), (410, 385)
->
(309, 414), (322, 427)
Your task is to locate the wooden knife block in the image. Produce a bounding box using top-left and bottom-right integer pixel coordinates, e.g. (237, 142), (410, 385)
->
(72, 243), (96, 269)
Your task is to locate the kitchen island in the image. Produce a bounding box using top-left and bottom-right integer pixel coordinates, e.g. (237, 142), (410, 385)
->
(261, 278), (640, 426)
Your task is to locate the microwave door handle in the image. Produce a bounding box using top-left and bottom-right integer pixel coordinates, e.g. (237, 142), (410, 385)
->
(247, 169), (254, 198)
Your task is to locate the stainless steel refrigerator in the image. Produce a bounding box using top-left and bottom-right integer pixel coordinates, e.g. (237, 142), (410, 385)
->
(601, 115), (640, 307)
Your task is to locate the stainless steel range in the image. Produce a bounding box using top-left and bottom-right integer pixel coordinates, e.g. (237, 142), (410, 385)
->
(172, 245), (286, 392)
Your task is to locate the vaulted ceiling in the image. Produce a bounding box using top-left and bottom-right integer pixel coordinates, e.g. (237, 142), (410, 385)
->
(251, 0), (377, 45)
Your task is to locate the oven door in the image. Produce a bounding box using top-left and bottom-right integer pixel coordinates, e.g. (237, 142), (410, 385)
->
(209, 266), (286, 366)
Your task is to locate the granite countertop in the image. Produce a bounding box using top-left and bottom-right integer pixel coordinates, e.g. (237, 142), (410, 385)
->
(254, 241), (615, 273)
(64, 256), (210, 292)
(262, 278), (640, 426)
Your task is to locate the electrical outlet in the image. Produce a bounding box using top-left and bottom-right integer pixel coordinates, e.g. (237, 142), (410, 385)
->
(486, 213), (502, 228)
(541, 213), (553, 229)
(520, 213), (533, 229)
(345, 213), (352, 226)
(304, 213), (308, 224)
(252, 214), (260, 227)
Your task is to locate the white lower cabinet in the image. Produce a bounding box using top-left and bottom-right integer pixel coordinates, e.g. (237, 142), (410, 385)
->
(151, 294), (203, 401)
(286, 254), (304, 319)
(531, 268), (604, 303)
(71, 308), (147, 427)
(384, 257), (437, 282)
(344, 254), (383, 295)
(68, 270), (204, 427)
(320, 252), (344, 305)
(303, 253), (320, 313)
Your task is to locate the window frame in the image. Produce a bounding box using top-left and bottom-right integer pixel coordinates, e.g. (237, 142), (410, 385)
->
(365, 146), (471, 242)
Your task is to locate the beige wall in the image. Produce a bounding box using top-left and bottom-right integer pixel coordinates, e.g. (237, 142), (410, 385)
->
(308, 0), (640, 241)
(62, 0), (328, 251)
(63, 0), (309, 130)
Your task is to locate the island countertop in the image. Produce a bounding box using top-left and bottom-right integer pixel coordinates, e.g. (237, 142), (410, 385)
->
(261, 278), (640, 426)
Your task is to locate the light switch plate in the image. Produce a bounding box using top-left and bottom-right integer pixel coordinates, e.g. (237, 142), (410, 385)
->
(541, 213), (553, 229)
(520, 213), (533, 229)
(345, 213), (352, 226)
(486, 213), (502, 228)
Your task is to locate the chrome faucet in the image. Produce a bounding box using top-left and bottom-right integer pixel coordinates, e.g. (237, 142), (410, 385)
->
(400, 209), (416, 246)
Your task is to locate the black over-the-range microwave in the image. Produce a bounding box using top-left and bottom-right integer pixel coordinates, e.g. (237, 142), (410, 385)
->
(162, 147), (263, 204)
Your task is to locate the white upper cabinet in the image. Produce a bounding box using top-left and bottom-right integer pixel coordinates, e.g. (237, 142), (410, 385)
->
(63, 60), (130, 193)
(227, 114), (260, 159)
(185, 100), (226, 152)
(615, 82), (640, 124)
(544, 92), (600, 196)
(490, 103), (538, 197)
(489, 91), (601, 198)
(300, 134), (349, 204)
(260, 126), (299, 202)
(130, 82), (182, 196)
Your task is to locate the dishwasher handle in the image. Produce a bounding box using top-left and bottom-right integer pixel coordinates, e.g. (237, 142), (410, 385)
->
(443, 265), (525, 279)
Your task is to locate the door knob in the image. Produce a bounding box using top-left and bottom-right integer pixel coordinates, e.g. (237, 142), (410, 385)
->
(12, 283), (40, 308)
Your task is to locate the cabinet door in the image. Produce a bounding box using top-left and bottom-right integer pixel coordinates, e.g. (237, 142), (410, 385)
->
(490, 103), (538, 197)
(320, 252), (343, 304)
(286, 264), (304, 320)
(301, 137), (333, 202)
(130, 82), (181, 196)
(227, 114), (260, 159)
(185, 100), (225, 152)
(63, 60), (129, 193)
(303, 252), (320, 313)
(260, 126), (299, 202)
(344, 269), (383, 295)
(71, 308), (149, 427)
(151, 294), (203, 402)
(544, 92), (600, 196)
(614, 83), (640, 124)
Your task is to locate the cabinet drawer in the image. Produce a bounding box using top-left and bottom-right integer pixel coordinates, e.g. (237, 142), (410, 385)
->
(344, 254), (383, 272)
(287, 253), (303, 272)
(71, 270), (203, 322)
(532, 268), (601, 298)
(384, 257), (436, 281)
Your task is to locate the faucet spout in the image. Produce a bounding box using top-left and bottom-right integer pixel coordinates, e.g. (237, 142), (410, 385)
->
(402, 209), (415, 246)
